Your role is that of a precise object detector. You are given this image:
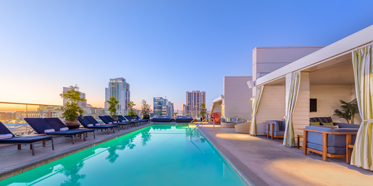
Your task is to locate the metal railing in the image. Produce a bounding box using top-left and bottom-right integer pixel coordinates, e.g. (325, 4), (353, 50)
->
(190, 118), (215, 139)
(0, 101), (105, 136)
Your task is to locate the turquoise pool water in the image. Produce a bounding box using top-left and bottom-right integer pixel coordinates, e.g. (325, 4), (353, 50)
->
(0, 125), (249, 186)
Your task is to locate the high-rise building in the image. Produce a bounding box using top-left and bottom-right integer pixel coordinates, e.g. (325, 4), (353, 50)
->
(63, 87), (87, 107)
(186, 90), (206, 118)
(167, 101), (174, 118)
(105, 78), (130, 111)
(153, 97), (168, 116)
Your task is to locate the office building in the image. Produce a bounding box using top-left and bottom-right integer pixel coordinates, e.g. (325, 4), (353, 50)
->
(105, 78), (130, 110)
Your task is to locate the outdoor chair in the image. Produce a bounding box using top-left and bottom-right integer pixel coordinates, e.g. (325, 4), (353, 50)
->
(135, 115), (149, 123)
(0, 122), (54, 155)
(235, 121), (251, 134)
(263, 120), (285, 139)
(78, 116), (117, 134)
(24, 118), (88, 144)
(101, 115), (131, 129)
(44, 118), (95, 140)
(221, 118), (238, 128)
(124, 115), (141, 126)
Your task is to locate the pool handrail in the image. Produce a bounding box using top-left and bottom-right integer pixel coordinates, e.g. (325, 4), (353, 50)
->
(190, 118), (214, 140)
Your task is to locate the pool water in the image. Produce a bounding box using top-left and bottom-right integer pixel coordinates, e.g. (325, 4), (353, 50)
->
(0, 125), (249, 186)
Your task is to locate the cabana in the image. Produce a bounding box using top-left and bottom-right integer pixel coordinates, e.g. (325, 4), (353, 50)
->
(249, 24), (373, 170)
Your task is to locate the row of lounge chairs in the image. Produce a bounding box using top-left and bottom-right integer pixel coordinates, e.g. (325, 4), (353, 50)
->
(0, 115), (150, 155)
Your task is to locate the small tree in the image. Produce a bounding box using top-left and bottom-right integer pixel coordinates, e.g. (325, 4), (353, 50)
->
(60, 85), (85, 122)
(107, 96), (119, 119)
(200, 103), (206, 120)
(141, 100), (150, 117)
(127, 101), (136, 117)
(334, 99), (359, 124)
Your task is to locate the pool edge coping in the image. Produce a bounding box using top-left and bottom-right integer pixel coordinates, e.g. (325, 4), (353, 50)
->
(0, 123), (154, 181)
(198, 127), (269, 186)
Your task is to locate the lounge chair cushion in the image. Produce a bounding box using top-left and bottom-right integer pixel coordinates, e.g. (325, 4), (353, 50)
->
(95, 123), (100, 126)
(87, 124), (94, 127)
(322, 122), (334, 126)
(0, 134), (13, 139)
(44, 129), (55, 133)
(310, 122), (320, 126)
(60, 127), (69, 131)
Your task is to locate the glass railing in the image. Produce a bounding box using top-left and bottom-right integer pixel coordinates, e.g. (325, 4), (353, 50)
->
(0, 102), (106, 136)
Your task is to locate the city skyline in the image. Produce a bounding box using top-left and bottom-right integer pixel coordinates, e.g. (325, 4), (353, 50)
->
(1, 1), (373, 110)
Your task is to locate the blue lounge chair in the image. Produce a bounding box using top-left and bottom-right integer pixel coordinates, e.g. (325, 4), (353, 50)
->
(0, 122), (54, 155)
(102, 115), (131, 129)
(124, 116), (141, 126)
(44, 118), (95, 140)
(118, 115), (139, 126)
(25, 118), (90, 144)
(78, 116), (117, 134)
(135, 115), (149, 123)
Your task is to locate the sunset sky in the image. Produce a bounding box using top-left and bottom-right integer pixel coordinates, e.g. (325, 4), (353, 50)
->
(1, 0), (373, 110)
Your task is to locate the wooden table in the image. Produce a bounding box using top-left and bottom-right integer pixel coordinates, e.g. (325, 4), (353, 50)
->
(263, 122), (275, 140)
(297, 134), (303, 149)
(300, 128), (357, 163)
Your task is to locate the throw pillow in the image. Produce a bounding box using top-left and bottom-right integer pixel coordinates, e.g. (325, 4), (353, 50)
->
(310, 122), (320, 126)
(322, 122), (334, 126)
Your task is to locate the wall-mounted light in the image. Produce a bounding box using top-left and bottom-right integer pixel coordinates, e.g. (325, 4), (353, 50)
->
(247, 80), (255, 89)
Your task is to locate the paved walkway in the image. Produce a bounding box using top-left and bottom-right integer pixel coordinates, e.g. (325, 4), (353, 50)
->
(199, 125), (373, 186)
(0, 123), (152, 180)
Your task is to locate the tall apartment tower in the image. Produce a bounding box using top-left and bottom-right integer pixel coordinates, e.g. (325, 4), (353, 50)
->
(186, 90), (206, 117)
(167, 101), (174, 118)
(153, 97), (168, 116)
(63, 87), (87, 107)
(105, 78), (130, 110)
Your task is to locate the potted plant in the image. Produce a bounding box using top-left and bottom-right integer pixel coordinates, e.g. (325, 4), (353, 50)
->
(334, 99), (359, 124)
(127, 101), (136, 118)
(107, 96), (119, 121)
(141, 99), (150, 119)
(60, 85), (85, 129)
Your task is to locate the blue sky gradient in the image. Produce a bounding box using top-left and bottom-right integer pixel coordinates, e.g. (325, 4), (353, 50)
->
(1, 0), (373, 110)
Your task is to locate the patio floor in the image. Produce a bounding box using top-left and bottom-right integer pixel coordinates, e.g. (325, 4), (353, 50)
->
(199, 125), (373, 186)
(0, 123), (153, 180)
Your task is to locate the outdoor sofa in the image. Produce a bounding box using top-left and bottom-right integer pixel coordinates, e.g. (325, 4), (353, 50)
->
(152, 116), (172, 122)
(175, 116), (193, 123)
(303, 117), (359, 162)
(0, 122), (54, 155)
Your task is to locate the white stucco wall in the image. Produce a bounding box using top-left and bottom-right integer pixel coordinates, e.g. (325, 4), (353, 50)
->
(252, 46), (324, 96)
(223, 76), (252, 120)
(256, 85), (286, 135)
(310, 85), (361, 124)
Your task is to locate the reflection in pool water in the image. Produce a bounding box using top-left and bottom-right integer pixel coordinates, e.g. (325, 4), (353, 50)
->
(0, 125), (248, 186)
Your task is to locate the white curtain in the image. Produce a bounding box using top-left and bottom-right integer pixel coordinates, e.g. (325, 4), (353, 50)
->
(283, 71), (301, 147)
(250, 85), (264, 135)
(350, 44), (373, 170)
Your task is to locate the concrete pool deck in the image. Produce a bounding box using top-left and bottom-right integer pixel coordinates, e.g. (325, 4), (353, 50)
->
(199, 125), (373, 186)
(0, 122), (153, 180)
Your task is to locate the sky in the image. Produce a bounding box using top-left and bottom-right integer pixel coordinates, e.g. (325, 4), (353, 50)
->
(1, 0), (373, 111)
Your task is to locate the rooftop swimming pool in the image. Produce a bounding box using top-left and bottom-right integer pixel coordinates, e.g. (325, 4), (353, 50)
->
(0, 125), (249, 186)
